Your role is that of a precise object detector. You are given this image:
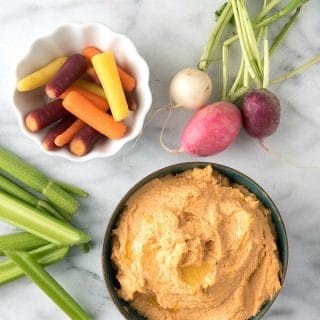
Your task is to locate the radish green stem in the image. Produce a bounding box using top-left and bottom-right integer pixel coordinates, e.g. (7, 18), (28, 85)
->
(0, 191), (91, 246)
(270, 55), (320, 85)
(228, 57), (245, 95)
(222, 1), (308, 52)
(0, 174), (66, 222)
(222, 43), (229, 99)
(0, 147), (79, 219)
(269, 8), (301, 57)
(229, 86), (248, 102)
(263, 27), (270, 88)
(0, 232), (47, 256)
(0, 244), (69, 285)
(4, 250), (91, 320)
(198, 1), (233, 72)
(254, 0), (282, 22)
(238, 0), (263, 75)
(54, 180), (88, 198)
(255, 0), (310, 29)
(232, 0), (261, 87)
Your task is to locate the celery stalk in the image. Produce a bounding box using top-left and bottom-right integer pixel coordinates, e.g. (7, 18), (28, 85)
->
(0, 174), (66, 221)
(0, 191), (91, 246)
(4, 250), (91, 320)
(54, 180), (88, 198)
(0, 147), (79, 218)
(0, 244), (68, 285)
(0, 232), (47, 256)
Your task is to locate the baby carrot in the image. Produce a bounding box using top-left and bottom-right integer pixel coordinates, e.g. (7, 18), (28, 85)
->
(46, 54), (87, 99)
(60, 86), (108, 110)
(83, 47), (136, 92)
(42, 117), (76, 151)
(70, 125), (102, 157)
(17, 57), (67, 92)
(62, 91), (126, 140)
(54, 120), (85, 147)
(25, 99), (69, 132)
(117, 67), (136, 92)
(92, 52), (128, 121)
(74, 80), (105, 98)
(82, 47), (102, 63)
(86, 67), (101, 85)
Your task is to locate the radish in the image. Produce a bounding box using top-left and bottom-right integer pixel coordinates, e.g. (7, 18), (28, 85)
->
(241, 89), (280, 139)
(169, 68), (212, 110)
(160, 101), (241, 157)
(181, 101), (242, 156)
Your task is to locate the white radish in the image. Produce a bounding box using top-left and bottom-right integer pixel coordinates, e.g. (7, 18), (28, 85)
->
(169, 68), (212, 110)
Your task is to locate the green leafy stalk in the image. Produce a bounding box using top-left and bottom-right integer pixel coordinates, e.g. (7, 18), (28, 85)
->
(254, 0), (283, 22)
(0, 174), (66, 221)
(0, 191), (91, 246)
(269, 8), (301, 57)
(0, 232), (47, 256)
(232, 0), (262, 87)
(270, 55), (320, 85)
(198, 1), (233, 72)
(0, 146), (79, 218)
(256, 0), (310, 29)
(0, 244), (68, 285)
(54, 180), (88, 198)
(4, 250), (91, 320)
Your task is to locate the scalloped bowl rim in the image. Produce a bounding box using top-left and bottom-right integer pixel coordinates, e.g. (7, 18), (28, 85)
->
(13, 23), (152, 162)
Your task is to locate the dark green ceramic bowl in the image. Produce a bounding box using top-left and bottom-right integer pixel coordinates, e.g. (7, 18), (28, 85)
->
(102, 162), (288, 320)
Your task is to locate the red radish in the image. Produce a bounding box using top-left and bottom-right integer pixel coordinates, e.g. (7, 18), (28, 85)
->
(46, 54), (87, 99)
(180, 101), (242, 156)
(241, 89), (280, 139)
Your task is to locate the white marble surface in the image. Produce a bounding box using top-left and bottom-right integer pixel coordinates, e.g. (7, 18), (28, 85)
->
(0, 0), (320, 319)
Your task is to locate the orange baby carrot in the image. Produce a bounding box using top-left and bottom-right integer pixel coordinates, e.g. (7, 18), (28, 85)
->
(62, 91), (126, 140)
(60, 86), (109, 110)
(82, 47), (102, 63)
(92, 52), (129, 121)
(83, 47), (136, 93)
(54, 120), (85, 147)
(117, 66), (136, 92)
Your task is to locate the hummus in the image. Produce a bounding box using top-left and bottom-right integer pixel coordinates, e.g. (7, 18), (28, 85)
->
(111, 166), (281, 320)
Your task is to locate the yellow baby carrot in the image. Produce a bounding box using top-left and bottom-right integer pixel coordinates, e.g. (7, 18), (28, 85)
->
(17, 57), (67, 92)
(62, 91), (126, 140)
(92, 52), (129, 121)
(74, 79), (105, 98)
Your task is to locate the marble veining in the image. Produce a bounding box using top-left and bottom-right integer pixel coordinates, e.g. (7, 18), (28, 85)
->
(0, 0), (320, 319)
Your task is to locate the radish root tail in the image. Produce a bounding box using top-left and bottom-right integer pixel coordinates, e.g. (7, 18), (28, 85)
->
(123, 104), (182, 163)
(259, 139), (320, 169)
(160, 105), (183, 153)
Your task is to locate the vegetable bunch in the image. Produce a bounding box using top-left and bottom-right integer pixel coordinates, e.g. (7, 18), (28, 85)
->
(18, 47), (137, 157)
(163, 0), (319, 157)
(0, 146), (92, 319)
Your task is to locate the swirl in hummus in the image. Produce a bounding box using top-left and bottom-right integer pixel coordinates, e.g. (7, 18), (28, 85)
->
(111, 166), (281, 320)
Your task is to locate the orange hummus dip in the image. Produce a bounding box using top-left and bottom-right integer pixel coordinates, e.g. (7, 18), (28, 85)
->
(111, 166), (281, 320)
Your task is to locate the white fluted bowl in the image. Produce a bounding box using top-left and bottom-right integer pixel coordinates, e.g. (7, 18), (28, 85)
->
(13, 23), (152, 162)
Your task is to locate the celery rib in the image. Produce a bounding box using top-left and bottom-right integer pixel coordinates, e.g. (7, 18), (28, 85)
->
(0, 244), (68, 285)
(0, 232), (47, 256)
(0, 147), (79, 218)
(0, 174), (66, 221)
(4, 250), (92, 320)
(0, 191), (91, 246)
